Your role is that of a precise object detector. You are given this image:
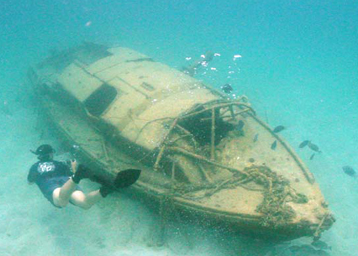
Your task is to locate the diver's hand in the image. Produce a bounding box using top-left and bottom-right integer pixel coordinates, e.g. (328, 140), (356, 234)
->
(71, 159), (77, 173)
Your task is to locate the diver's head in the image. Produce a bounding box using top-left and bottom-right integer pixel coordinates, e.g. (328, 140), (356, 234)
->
(31, 144), (55, 161)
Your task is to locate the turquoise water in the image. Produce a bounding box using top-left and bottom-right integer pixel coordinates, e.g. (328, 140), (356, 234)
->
(1, 1), (358, 255)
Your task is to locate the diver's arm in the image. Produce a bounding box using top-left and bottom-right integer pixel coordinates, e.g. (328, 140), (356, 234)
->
(27, 168), (38, 185)
(71, 159), (77, 173)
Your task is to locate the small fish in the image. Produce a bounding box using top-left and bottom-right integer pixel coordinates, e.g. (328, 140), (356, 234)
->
(308, 142), (321, 152)
(221, 84), (233, 94)
(310, 153), (315, 160)
(271, 140), (277, 150)
(342, 166), (356, 177)
(253, 133), (259, 142)
(273, 125), (285, 133)
(299, 140), (310, 148)
(311, 240), (332, 251)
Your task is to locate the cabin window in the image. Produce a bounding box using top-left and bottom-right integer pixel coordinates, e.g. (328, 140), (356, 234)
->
(84, 83), (117, 116)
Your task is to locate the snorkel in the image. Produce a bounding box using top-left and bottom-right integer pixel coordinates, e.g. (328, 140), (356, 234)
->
(30, 144), (55, 161)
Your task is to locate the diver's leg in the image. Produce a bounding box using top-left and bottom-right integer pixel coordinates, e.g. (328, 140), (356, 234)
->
(53, 163), (92, 208)
(70, 186), (113, 209)
(52, 178), (77, 207)
(70, 188), (112, 209)
(69, 190), (101, 210)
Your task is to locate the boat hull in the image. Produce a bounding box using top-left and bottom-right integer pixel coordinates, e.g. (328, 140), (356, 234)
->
(28, 43), (334, 240)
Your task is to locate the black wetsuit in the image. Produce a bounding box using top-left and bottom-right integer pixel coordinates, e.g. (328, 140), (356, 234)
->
(27, 160), (81, 205)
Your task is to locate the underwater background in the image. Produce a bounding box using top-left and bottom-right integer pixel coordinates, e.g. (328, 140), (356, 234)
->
(1, 0), (357, 255)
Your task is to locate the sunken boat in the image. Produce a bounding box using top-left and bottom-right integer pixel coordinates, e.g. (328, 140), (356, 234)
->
(28, 43), (334, 240)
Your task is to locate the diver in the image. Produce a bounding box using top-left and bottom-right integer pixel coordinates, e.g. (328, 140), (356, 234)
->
(27, 144), (113, 209)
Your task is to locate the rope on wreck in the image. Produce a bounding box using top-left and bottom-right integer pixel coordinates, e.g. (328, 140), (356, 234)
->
(154, 152), (308, 230)
(166, 146), (309, 228)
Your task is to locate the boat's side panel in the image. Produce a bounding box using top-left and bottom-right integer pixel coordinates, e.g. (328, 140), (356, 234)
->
(98, 77), (148, 131)
(121, 89), (219, 150)
(62, 47), (223, 150)
(57, 62), (103, 102)
(86, 47), (150, 75)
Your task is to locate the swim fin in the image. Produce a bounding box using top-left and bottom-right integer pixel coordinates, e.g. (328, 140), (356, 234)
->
(90, 168), (141, 189)
(113, 169), (141, 188)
